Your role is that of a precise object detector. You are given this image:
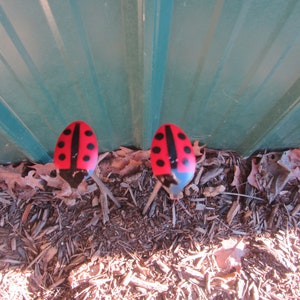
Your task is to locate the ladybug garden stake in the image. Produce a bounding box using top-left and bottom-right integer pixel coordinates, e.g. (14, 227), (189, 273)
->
(54, 121), (120, 219)
(54, 120), (98, 188)
(143, 124), (196, 225)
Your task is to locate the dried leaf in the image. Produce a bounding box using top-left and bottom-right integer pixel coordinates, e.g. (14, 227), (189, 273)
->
(23, 171), (44, 190)
(115, 147), (150, 162)
(99, 148), (149, 177)
(111, 157), (128, 171)
(259, 152), (282, 174)
(40, 174), (65, 188)
(0, 166), (24, 192)
(30, 163), (56, 176)
(247, 158), (259, 189)
(278, 148), (300, 179)
(0, 167), (43, 192)
(214, 239), (246, 272)
(193, 141), (206, 157)
(230, 165), (241, 189)
(131, 149), (150, 161)
(203, 185), (225, 197)
(226, 200), (240, 224)
(76, 180), (89, 194)
(115, 146), (134, 156)
(119, 159), (141, 177)
(55, 181), (72, 198)
(5, 162), (26, 174)
(259, 152), (291, 201)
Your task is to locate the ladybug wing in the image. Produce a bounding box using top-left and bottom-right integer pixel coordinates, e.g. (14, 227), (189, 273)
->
(54, 120), (98, 187)
(75, 121), (98, 174)
(150, 124), (172, 176)
(54, 122), (75, 170)
(170, 124), (196, 183)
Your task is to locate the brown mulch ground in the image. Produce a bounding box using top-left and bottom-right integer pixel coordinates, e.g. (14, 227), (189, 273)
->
(0, 145), (299, 299)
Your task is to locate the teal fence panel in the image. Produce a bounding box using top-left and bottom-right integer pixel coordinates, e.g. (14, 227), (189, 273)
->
(0, 0), (300, 163)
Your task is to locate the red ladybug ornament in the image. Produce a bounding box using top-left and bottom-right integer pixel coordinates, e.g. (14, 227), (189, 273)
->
(54, 120), (98, 188)
(150, 123), (196, 198)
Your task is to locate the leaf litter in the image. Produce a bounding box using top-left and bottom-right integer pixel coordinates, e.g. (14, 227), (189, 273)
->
(0, 144), (299, 299)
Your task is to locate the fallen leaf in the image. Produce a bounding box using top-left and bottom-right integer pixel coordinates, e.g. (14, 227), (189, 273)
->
(53, 181), (72, 198)
(54, 179), (91, 203)
(30, 162), (56, 176)
(77, 180), (90, 194)
(259, 152), (282, 174)
(111, 157), (128, 171)
(231, 165), (243, 196)
(23, 170), (44, 190)
(231, 165), (241, 188)
(5, 162), (26, 174)
(131, 149), (150, 161)
(278, 148), (300, 179)
(214, 239), (246, 273)
(40, 175), (65, 188)
(247, 158), (260, 189)
(0, 164), (26, 186)
(115, 146), (134, 156)
(203, 185), (225, 197)
(42, 172), (91, 196)
(119, 159), (142, 177)
(193, 141), (206, 158)
(99, 148), (150, 177)
(0, 167), (43, 192)
(259, 152), (291, 202)
(0, 166), (23, 193)
(226, 200), (240, 225)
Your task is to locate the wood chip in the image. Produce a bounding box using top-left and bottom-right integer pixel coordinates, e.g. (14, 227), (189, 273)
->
(226, 200), (240, 224)
(129, 275), (168, 292)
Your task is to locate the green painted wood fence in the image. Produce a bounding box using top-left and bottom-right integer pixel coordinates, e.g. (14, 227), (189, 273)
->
(1, 0), (300, 163)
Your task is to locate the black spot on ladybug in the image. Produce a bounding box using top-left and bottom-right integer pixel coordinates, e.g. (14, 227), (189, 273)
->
(57, 141), (65, 148)
(85, 130), (93, 137)
(83, 155), (90, 162)
(178, 133), (186, 140)
(87, 143), (95, 150)
(63, 129), (71, 135)
(59, 153), (66, 161)
(152, 146), (161, 154)
(155, 133), (164, 140)
(184, 146), (191, 154)
(182, 158), (189, 165)
(156, 159), (165, 167)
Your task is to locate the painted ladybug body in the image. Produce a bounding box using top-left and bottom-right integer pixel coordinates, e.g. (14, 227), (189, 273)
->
(150, 123), (196, 198)
(54, 120), (98, 188)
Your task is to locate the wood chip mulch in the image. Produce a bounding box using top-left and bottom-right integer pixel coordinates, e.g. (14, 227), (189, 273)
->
(0, 145), (299, 299)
